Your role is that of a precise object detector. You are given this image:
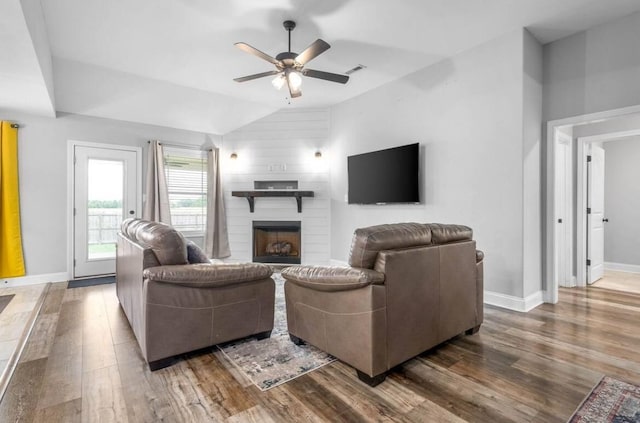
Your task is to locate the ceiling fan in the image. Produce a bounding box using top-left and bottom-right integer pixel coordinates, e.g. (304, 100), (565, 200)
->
(233, 20), (349, 99)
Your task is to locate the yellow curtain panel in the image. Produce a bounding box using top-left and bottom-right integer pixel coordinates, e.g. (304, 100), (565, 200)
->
(0, 121), (26, 278)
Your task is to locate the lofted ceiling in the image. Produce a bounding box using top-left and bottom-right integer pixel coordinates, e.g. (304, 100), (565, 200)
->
(2, 0), (640, 134)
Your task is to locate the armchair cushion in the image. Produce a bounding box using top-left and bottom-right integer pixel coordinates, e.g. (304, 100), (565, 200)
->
(143, 263), (273, 288)
(282, 266), (385, 292)
(349, 223), (432, 269)
(134, 221), (188, 265)
(428, 223), (473, 244)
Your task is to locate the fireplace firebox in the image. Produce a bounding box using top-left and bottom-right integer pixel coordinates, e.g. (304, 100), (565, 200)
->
(252, 221), (301, 264)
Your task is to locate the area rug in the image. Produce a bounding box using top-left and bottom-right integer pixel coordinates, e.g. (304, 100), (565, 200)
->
(0, 294), (15, 314)
(569, 376), (640, 422)
(217, 273), (336, 391)
(67, 275), (115, 289)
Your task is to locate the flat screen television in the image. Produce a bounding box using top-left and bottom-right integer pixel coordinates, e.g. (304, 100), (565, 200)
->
(348, 143), (420, 204)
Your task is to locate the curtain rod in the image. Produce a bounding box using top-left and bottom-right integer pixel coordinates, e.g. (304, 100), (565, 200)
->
(148, 140), (212, 151)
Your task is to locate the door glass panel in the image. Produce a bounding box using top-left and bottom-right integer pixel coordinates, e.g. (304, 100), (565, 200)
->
(87, 159), (123, 260)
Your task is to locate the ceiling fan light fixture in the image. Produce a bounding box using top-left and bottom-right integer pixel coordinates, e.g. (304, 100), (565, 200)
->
(272, 73), (286, 90)
(287, 70), (302, 90)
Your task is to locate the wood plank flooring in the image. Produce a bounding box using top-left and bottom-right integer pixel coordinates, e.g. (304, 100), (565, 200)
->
(592, 270), (640, 294)
(1, 282), (639, 422)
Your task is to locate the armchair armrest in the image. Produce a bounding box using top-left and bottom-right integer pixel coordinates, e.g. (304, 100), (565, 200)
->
(281, 265), (385, 292)
(143, 263), (272, 288)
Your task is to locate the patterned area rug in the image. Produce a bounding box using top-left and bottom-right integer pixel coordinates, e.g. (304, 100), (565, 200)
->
(217, 273), (335, 391)
(569, 376), (640, 422)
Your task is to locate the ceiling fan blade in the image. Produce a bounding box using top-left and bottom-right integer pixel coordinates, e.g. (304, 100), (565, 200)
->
(234, 70), (280, 83)
(295, 39), (330, 65)
(302, 69), (349, 84)
(234, 42), (280, 65)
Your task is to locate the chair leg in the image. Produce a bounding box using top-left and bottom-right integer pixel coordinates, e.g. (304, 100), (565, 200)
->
(289, 334), (305, 345)
(356, 370), (387, 387)
(465, 324), (481, 335)
(255, 330), (272, 340)
(148, 356), (179, 371)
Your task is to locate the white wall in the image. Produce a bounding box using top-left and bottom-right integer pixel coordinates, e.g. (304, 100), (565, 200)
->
(328, 29), (538, 300)
(222, 109), (331, 265)
(543, 11), (640, 121)
(0, 111), (215, 282)
(603, 138), (640, 267)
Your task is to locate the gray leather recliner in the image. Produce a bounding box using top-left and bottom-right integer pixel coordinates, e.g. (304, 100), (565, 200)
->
(281, 222), (483, 386)
(116, 218), (275, 370)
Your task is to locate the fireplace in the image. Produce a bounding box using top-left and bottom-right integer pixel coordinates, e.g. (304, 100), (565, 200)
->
(252, 221), (301, 264)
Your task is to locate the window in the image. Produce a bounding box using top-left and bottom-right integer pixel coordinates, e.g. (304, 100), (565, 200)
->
(163, 146), (207, 235)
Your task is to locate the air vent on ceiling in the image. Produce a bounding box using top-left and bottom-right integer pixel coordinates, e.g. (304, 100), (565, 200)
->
(345, 64), (367, 75)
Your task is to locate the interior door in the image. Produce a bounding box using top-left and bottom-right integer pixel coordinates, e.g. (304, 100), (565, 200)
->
(587, 144), (605, 284)
(74, 145), (138, 278)
(555, 134), (572, 287)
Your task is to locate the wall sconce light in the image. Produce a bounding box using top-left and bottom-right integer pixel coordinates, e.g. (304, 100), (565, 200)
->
(230, 152), (238, 160)
(314, 151), (322, 158)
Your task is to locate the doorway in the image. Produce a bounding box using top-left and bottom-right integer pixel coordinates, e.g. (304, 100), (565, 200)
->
(546, 105), (640, 302)
(71, 142), (141, 278)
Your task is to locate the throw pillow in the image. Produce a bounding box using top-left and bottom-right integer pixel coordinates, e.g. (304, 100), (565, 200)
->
(186, 240), (210, 264)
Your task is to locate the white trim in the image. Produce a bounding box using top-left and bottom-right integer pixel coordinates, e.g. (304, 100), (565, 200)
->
(1, 272), (68, 288)
(329, 259), (349, 267)
(604, 262), (640, 274)
(484, 290), (544, 312)
(576, 139), (588, 287)
(545, 104), (640, 305)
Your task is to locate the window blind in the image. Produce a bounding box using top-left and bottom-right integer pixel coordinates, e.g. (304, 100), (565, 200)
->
(163, 146), (208, 234)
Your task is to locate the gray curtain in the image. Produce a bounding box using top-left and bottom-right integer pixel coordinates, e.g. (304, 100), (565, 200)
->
(204, 148), (231, 258)
(142, 140), (171, 223)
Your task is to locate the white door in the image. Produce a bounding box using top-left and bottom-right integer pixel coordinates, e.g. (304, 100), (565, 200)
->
(587, 144), (605, 284)
(74, 145), (139, 278)
(555, 134), (572, 287)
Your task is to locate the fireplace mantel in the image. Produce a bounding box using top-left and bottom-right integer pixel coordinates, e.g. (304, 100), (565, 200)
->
(231, 190), (314, 213)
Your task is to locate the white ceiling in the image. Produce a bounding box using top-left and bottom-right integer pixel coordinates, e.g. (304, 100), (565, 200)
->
(3, 0), (640, 134)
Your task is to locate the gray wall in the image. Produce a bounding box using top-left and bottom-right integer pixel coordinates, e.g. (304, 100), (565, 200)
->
(328, 29), (540, 298)
(543, 11), (640, 121)
(1, 111), (215, 277)
(603, 138), (640, 266)
(522, 29), (543, 297)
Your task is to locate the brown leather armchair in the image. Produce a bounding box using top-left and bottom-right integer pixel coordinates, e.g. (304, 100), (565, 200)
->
(281, 222), (483, 386)
(116, 218), (275, 370)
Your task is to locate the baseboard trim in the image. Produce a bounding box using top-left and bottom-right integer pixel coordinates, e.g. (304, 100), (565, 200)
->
(604, 262), (640, 274)
(1, 272), (68, 288)
(484, 290), (544, 312)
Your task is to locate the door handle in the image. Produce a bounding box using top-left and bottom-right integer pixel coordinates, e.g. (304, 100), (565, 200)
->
(557, 218), (562, 223)
(129, 210), (135, 215)
(602, 218), (609, 222)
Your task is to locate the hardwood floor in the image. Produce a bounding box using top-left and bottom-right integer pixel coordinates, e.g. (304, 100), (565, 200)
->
(592, 270), (640, 294)
(1, 282), (639, 422)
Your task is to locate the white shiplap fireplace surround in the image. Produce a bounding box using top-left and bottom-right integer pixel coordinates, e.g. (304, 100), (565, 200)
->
(221, 108), (331, 265)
